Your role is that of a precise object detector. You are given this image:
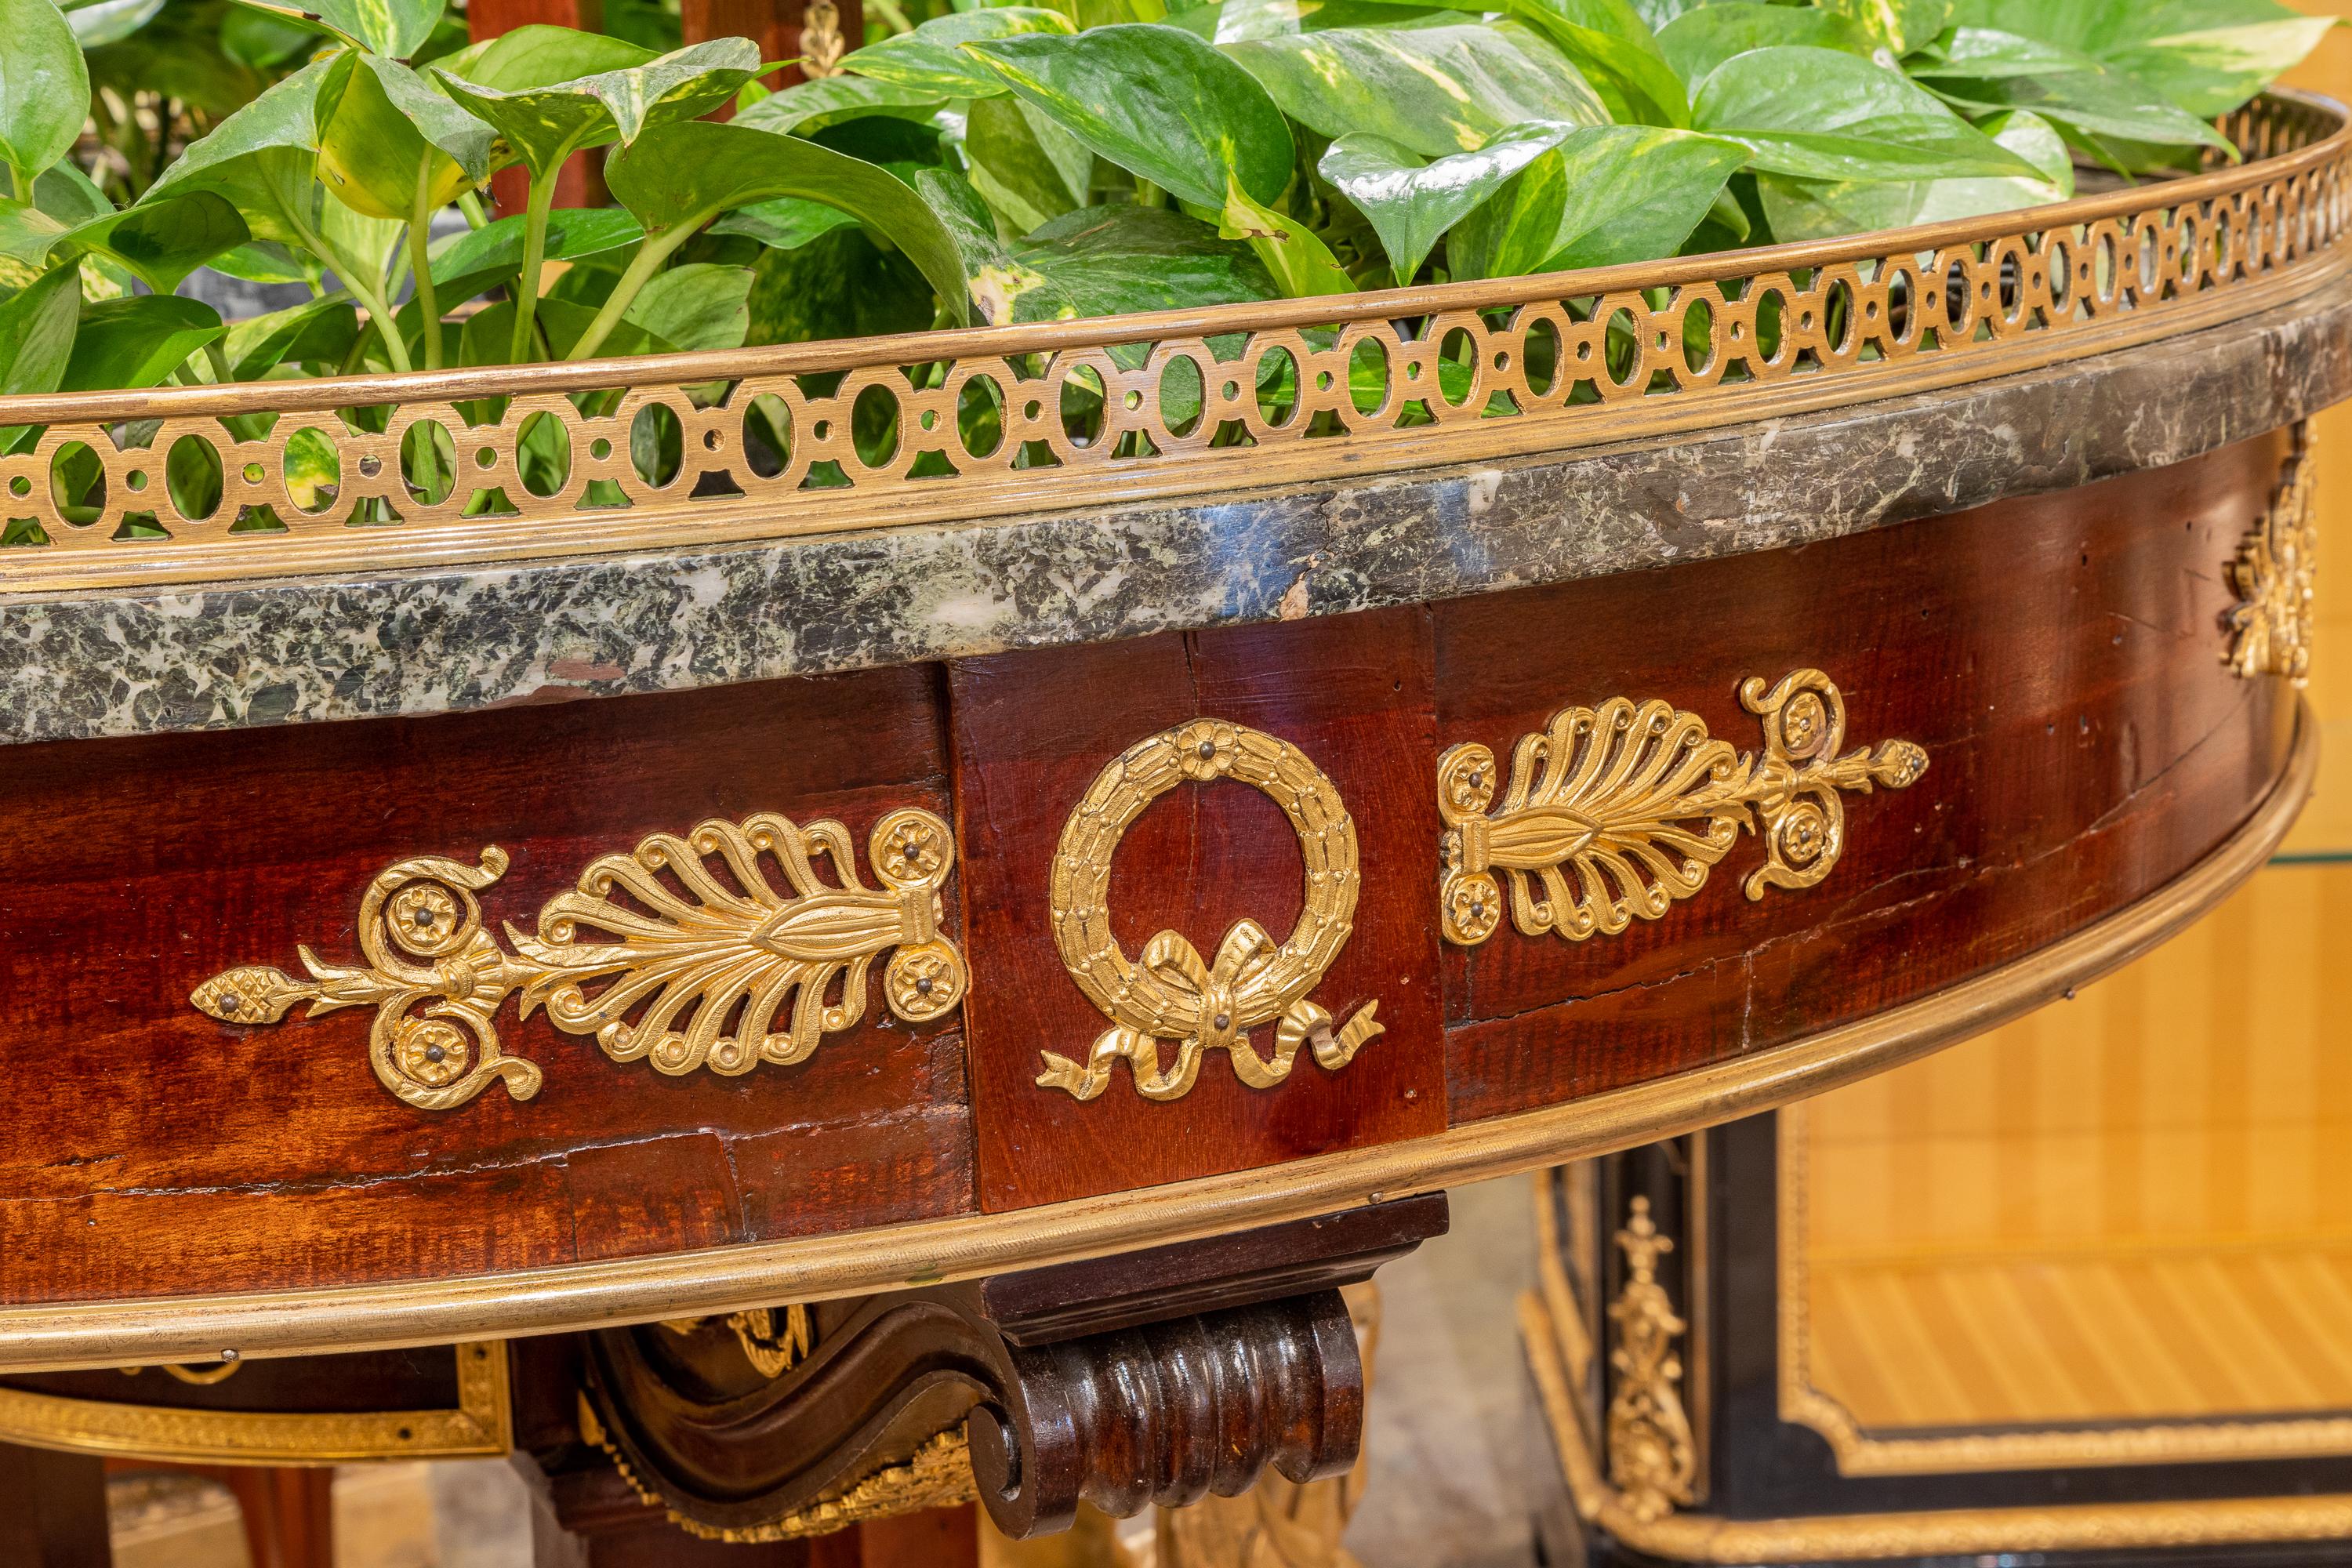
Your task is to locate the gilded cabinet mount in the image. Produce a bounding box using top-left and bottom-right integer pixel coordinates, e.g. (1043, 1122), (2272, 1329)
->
(1439, 670), (1926, 946)
(192, 810), (967, 1110)
(1043, 719), (1385, 1102)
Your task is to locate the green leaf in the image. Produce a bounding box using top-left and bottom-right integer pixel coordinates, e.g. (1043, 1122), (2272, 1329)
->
(64, 0), (166, 46)
(62, 294), (226, 390)
(1910, 106), (2071, 220)
(1947, 0), (2335, 118)
(603, 118), (971, 321)
(0, 261), (77, 394)
(31, 158), (114, 227)
(1225, 24), (1606, 159)
(227, 0), (445, 58)
(964, 93), (1096, 234)
(1450, 123), (1745, 277)
(965, 24), (1294, 209)
(220, 5), (321, 68)
(1911, 27), (2238, 157)
(318, 51), (495, 222)
(1221, 172), (1352, 296)
(140, 58), (329, 248)
(1501, 0), (1691, 128)
(622, 262), (754, 351)
(1691, 45), (2043, 181)
(426, 205), (644, 296)
(1655, 3), (1871, 85)
(709, 195), (862, 251)
(1203, 0), (1458, 41)
(843, 7), (1076, 97)
(0, 0), (91, 194)
(747, 223), (937, 345)
(731, 74), (946, 136)
(5, 189), (252, 293)
(434, 33), (758, 180)
(1013, 203), (1276, 316)
(210, 241), (321, 285)
(1319, 122), (1578, 285)
(1816, 0), (1950, 55)
(223, 294), (359, 379)
(920, 164), (1076, 325)
(1756, 103), (2072, 239)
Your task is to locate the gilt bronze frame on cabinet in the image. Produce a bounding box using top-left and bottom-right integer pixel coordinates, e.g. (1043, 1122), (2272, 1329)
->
(0, 1342), (510, 1465)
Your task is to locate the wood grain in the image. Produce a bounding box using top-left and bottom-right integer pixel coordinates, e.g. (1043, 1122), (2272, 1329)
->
(0, 673), (975, 1305)
(949, 615), (1448, 1212)
(1438, 430), (2300, 1121)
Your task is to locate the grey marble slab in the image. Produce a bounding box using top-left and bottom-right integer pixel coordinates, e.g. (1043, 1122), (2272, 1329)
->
(6, 272), (2350, 746)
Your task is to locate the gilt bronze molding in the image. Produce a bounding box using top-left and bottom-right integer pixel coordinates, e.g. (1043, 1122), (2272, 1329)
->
(2227, 424), (2317, 684)
(1043, 719), (1384, 1102)
(192, 809), (967, 1110)
(1438, 670), (1926, 947)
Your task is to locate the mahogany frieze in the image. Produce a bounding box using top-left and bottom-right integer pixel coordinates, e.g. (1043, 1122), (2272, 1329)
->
(0, 430), (2309, 1317)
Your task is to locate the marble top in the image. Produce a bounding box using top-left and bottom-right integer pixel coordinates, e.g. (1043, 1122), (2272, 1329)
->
(6, 272), (2350, 746)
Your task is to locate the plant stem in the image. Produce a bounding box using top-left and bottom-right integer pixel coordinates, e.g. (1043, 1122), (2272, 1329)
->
(564, 223), (696, 362)
(510, 169), (559, 365)
(203, 340), (234, 385)
(296, 216), (412, 375)
(456, 190), (489, 230)
(411, 166), (444, 372)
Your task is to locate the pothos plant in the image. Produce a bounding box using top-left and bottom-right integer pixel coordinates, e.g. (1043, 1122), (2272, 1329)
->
(0, 0), (2334, 525)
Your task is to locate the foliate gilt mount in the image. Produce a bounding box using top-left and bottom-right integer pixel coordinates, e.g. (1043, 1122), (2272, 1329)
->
(1606, 1196), (1697, 1524)
(1043, 720), (1385, 1102)
(2225, 427), (2316, 685)
(191, 810), (967, 1110)
(1437, 670), (1926, 947)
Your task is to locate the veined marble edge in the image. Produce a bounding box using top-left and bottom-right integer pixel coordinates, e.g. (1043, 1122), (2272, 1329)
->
(4, 274), (2349, 747)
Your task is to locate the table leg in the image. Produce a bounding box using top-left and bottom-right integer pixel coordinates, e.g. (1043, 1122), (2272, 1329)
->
(0, 1442), (113, 1568)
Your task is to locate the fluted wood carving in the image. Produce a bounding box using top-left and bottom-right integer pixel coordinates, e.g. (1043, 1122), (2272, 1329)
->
(580, 1288), (1364, 1541)
(973, 1292), (1363, 1535)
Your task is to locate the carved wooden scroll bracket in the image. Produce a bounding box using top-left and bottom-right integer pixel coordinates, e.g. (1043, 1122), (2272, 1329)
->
(1438, 669), (1927, 947)
(572, 1197), (1446, 1543)
(191, 809), (967, 1109)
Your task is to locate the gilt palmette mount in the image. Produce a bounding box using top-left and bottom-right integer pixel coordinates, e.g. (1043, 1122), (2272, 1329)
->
(1437, 670), (1926, 947)
(191, 810), (967, 1110)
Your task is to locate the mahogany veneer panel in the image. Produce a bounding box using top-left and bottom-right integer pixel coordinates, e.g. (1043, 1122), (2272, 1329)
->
(0, 673), (975, 1304)
(1436, 429), (2299, 1120)
(950, 614), (1447, 1211)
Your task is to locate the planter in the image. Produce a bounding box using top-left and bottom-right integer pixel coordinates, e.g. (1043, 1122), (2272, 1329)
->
(0, 90), (2343, 1551)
